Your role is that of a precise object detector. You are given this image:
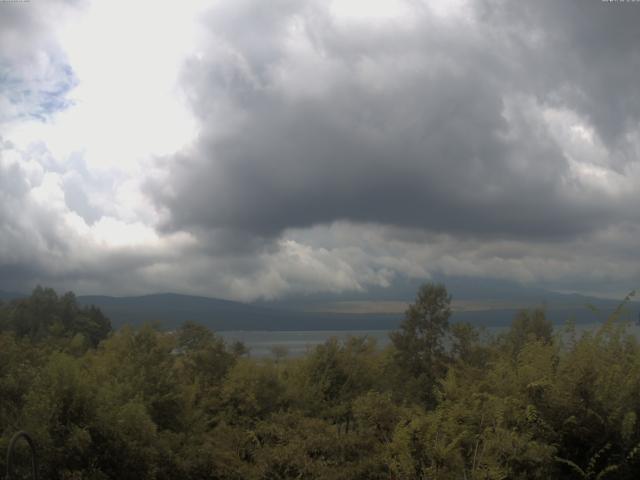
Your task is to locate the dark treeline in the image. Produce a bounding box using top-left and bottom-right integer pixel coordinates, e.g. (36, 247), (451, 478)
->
(1, 285), (640, 479)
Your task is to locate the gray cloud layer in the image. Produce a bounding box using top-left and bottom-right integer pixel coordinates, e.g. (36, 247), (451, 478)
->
(150, 0), (640, 248)
(2, 0), (640, 300)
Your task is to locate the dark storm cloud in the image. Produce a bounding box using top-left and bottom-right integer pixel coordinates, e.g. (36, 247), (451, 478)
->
(478, 0), (640, 152)
(3, 0), (640, 300)
(151, 0), (640, 246)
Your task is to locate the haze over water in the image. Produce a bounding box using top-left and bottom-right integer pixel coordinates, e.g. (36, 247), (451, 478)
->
(221, 322), (640, 357)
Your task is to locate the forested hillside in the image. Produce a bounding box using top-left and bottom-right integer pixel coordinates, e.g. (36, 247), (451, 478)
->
(1, 285), (640, 479)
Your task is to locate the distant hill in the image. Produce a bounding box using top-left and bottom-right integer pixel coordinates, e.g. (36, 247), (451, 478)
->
(256, 275), (636, 307)
(77, 293), (402, 331)
(4, 285), (637, 331)
(0, 290), (26, 302)
(75, 291), (640, 332)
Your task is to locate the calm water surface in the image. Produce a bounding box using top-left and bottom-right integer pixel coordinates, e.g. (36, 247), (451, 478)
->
(220, 322), (640, 358)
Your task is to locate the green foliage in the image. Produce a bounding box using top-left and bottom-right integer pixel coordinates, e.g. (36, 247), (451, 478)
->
(0, 286), (111, 348)
(390, 282), (452, 407)
(500, 308), (553, 358)
(221, 359), (286, 423)
(3, 285), (640, 479)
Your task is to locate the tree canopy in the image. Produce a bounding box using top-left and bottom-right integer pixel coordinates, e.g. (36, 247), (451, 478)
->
(2, 285), (640, 479)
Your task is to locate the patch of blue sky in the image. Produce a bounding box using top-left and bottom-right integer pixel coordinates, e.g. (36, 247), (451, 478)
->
(0, 59), (77, 123)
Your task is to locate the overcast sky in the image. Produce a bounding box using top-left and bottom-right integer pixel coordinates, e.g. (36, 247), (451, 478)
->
(1, 0), (640, 300)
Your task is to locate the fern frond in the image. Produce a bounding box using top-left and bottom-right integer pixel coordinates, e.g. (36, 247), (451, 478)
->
(554, 456), (586, 478)
(587, 442), (611, 475)
(595, 464), (619, 480)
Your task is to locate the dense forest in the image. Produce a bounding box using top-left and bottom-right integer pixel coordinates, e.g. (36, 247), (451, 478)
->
(1, 285), (640, 479)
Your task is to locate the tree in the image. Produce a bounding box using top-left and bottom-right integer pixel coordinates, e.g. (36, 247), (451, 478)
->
(502, 308), (553, 359)
(175, 321), (236, 399)
(0, 287), (111, 347)
(390, 283), (452, 407)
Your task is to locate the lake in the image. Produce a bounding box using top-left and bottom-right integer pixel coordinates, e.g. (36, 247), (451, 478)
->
(219, 330), (392, 357)
(219, 321), (640, 358)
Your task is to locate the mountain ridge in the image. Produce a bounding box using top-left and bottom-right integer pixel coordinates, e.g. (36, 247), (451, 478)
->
(2, 288), (637, 331)
(76, 291), (638, 331)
